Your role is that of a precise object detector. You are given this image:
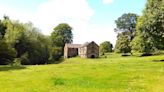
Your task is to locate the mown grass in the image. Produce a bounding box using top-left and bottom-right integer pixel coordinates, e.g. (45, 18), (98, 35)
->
(0, 54), (164, 92)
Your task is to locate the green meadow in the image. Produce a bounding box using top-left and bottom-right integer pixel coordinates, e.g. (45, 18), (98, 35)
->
(0, 54), (164, 92)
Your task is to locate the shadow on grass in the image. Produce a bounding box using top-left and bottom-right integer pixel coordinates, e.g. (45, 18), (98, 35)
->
(0, 66), (26, 71)
(153, 60), (164, 62)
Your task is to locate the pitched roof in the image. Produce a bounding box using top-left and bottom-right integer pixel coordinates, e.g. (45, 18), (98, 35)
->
(65, 44), (81, 48)
(65, 41), (99, 48)
(81, 41), (98, 47)
(81, 42), (90, 47)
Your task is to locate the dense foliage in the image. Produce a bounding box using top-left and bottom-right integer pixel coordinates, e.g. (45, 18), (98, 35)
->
(50, 23), (73, 60)
(0, 21), (6, 38)
(100, 41), (113, 55)
(114, 32), (131, 54)
(0, 39), (16, 65)
(0, 17), (68, 65)
(49, 47), (62, 63)
(131, 0), (164, 54)
(51, 23), (73, 49)
(114, 13), (138, 54)
(115, 13), (138, 40)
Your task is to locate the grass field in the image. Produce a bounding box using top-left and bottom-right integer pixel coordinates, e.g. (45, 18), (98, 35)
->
(0, 54), (164, 92)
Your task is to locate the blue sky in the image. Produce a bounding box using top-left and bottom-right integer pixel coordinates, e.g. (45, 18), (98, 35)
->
(0, 0), (146, 45)
(89, 0), (146, 25)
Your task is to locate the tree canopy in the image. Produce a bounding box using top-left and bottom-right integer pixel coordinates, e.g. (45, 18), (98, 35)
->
(51, 23), (73, 47)
(0, 17), (51, 65)
(115, 32), (131, 54)
(131, 0), (164, 54)
(0, 17), (8, 38)
(115, 13), (138, 35)
(100, 41), (113, 55)
(0, 39), (16, 65)
(114, 13), (138, 54)
(0, 17), (74, 65)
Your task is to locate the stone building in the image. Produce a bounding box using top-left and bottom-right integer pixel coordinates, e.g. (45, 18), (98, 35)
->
(64, 41), (99, 58)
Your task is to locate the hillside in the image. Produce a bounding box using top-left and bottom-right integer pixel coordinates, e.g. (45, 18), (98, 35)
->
(0, 54), (164, 92)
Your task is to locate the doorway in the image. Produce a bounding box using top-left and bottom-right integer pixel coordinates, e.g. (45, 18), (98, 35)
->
(91, 55), (95, 58)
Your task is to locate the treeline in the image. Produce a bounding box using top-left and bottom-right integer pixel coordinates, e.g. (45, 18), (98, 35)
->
(0, 16), (73, 65)
(99, 0), (164, 56)
(114, 0), (164, 55)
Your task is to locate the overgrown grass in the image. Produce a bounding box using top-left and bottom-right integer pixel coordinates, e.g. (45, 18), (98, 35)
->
(0, 54), (164, 92)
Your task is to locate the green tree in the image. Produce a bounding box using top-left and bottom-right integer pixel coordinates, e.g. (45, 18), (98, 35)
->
(50, 23), (73, 61)
(141, 0), (164, 50)
(115, 32), (131, 54)
(131, 0), (164, 55)
(15, 23), (50, 65)
(115, 13), (138, 40)
(131, 17), (156, 55)
(4, 20), (50, 65)
(49, 47), (62, 63)
(51, 23), (73, 55)
(0, 39), (16, 65)
(114, 13), (138, 55)
(100, 41), (113, 55)
(0, 20), (6, 38)
(0, 16), (17, 65)
(0, 16), (9, 38)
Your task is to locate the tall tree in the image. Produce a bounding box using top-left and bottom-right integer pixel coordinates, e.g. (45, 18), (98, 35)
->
(0, 20), (6, 38)
(51, 23), (73, 54)
(4, 20), (50, 65)
(114, 13), (138, 55)
(131, 0), (164, 54)
(100, 41), (113, 55)
(115, 13), (138, 40)
(0, 16), (17, 65)
(0, 16), (9, 38)
(131, 17), (156, 54)
(0, 40), (16, 65)
(115, 32), (131, 54)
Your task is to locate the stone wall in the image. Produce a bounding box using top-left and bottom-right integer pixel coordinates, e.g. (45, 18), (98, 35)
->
(64, 41), (99, 58)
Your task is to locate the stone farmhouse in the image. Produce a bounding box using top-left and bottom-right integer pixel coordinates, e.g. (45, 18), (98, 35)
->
(64, 41), (99, 58)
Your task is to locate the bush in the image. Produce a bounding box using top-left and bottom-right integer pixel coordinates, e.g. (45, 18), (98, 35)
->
(114, 32), (131, 54)
(100, 41), (113, 55)
(48, 47), (62, 63)
(0, 40), (16, 65)
(12, 58), (21, 66)
(20, 53), (30, 65)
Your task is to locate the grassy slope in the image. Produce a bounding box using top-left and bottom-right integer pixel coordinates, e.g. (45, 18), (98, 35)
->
(0, 54), (164, 92)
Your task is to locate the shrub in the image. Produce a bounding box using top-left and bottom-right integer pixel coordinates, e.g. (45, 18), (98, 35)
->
(48, 47), (62, 63)
(12, 58), (21, 66)
(0, 40), (16, 65)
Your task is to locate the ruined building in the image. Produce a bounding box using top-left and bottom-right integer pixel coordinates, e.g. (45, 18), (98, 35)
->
(64, 41), (99, 58)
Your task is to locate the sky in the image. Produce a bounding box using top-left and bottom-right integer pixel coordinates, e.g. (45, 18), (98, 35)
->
(0, 0), (146, 45)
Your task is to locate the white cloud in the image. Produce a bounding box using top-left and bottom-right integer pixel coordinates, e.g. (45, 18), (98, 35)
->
(0, 0), (117, 45)
(73, 23), (117, 45)
(33, 0), (116, 45)
(38, 0), (93, 20)
(33, 0), (94, 35)
(0, 5), (33, 23)
(102, 0), (114, 4)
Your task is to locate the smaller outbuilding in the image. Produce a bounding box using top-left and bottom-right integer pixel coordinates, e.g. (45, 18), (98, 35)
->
(64, 41), (99, 58)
